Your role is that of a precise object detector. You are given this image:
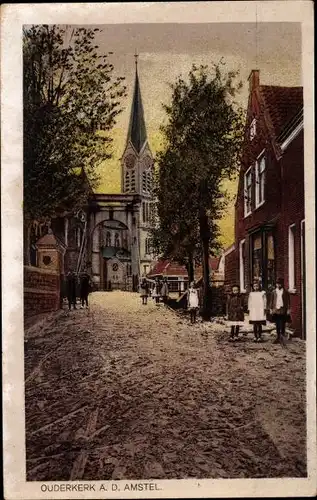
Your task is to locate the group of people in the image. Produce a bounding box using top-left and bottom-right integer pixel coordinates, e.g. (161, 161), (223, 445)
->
(140, 274), (292, 342)
(65, 270), (91, 310)
(139, 277), (170, 305)
(227, 278), (291, 343)
(139, 277), (201, 324)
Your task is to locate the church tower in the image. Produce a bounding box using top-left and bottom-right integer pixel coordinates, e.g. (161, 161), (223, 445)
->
(121, 55), (154, 276)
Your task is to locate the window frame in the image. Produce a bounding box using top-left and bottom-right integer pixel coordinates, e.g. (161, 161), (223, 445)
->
(255, 151), (266, 209)
(244, 166), (252, 217)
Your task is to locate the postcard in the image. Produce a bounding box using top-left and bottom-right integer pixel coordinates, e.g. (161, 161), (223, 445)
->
(1, 1), (316, 498)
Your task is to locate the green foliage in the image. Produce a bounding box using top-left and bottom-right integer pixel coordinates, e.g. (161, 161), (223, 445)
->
(152, 61), (244, 280)
(23, 25), (127, 219)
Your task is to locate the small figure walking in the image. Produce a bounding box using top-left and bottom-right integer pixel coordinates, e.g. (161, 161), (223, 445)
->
(269, 278), (291, 344)
(66, 270), (77, 310)
(139, 278), (149, 305)
(187, 282), (199, 324)
(248, 281), (267, 342)
(152, 278), (161, 305)
(226, 284), (244, 341)
(79, 269), (90, 309)
(161, 277), (169, 305)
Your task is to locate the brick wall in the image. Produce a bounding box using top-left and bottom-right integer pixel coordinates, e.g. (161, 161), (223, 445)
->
(24, 266), (61, 318)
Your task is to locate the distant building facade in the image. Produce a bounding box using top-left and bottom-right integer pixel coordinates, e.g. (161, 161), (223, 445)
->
(86, 59), (155, 290)
(148, 257), (223, 293)
(224, 70), (305, 337)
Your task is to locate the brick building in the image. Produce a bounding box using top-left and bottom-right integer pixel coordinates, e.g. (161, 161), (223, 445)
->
(224, 70), (305, 338)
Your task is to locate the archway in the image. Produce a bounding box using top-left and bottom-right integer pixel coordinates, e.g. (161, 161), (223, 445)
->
(89, 219), (133, 290)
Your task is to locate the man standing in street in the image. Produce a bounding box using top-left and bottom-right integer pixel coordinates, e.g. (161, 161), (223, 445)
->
(66, 270), (77, 310)
(79, 268), (91, 309)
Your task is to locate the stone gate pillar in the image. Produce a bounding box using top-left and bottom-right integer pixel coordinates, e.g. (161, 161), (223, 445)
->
(36, 229), (66, 307)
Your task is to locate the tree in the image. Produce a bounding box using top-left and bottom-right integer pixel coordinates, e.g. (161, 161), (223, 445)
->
(154, 62), (244, 318)
(151, 148), (203, 282)
(23, 24), (127, 220)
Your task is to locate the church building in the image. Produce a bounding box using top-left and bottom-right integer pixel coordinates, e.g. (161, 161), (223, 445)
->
(86, 57), (155, 291)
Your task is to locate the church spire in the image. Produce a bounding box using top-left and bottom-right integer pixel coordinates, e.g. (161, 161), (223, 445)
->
(127, 53), (147, 153)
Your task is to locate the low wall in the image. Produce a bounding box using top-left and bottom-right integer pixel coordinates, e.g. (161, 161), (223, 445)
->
(24, 266), (61, 318)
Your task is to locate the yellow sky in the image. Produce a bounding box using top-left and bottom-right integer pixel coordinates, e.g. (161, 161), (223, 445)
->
(89, 23), (301, 247)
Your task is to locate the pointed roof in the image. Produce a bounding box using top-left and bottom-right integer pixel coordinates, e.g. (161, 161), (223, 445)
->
(127, 57), (147, 153)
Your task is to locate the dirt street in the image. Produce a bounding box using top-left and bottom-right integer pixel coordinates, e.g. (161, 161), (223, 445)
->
(25, 291), (306, 480)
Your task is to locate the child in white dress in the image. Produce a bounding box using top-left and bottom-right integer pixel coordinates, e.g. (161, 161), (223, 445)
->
(187, 282), (199, 323)
(248, 281), (267, 342)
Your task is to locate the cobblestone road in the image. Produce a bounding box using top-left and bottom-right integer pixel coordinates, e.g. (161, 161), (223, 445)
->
(25, 292), (306, 480)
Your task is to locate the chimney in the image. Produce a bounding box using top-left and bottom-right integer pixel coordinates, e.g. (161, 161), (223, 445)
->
(248, 70), (260, 92)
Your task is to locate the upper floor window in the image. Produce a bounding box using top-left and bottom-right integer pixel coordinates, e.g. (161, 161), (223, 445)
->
(142, 172), (147, 192)
(131, 170), (136, 192)
(114, 233), (120, 248)
(255, 155), (266, 207)
(142, 170), (153, 194)
(250, 118), (257, 141)
(125, 169), (136, 193)
(244, 167), (252, 217)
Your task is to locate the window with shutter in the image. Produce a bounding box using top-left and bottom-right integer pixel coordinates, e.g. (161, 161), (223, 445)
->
(131, 170), (136, 192)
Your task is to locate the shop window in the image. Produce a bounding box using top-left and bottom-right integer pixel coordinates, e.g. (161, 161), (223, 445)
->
(255, 155), (266, 207)
(288, 224), (296, 290)
(252, 233), (262, 286)
(244, 167), (252, 216)
(167, 278), (179, 292)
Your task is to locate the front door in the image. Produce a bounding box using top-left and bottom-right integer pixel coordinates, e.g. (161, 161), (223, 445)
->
(107, 258), (124, 289)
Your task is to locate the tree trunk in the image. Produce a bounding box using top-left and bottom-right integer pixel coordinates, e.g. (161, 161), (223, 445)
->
(186, 256), (194, 283)
(199, 180), (211, 321)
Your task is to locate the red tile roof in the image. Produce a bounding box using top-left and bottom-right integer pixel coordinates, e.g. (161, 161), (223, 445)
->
(260, 85), (303, 137)
(148, 256), (220, 278)
(148, 260), (187, 277)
